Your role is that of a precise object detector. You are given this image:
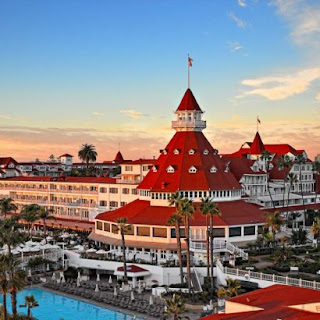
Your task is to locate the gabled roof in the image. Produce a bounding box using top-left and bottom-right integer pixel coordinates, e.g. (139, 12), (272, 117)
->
(250, 132), (265, 154)
(176, 89), (202, 112)
(59, 154), (73, 158)
(202, 284), (320, 320)
(95, 199), (265, 227)
(114, 151), (124, 162)
(138, 131), (241, 192)
(0, 157), (18, 168)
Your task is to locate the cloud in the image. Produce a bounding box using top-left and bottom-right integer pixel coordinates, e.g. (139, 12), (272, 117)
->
(228, 12), (247, 29)
(238, 67), (320, 100)
(227, 41), (243, 53)
(316, 91), (320, 101)
(92, 112), (104, 117)
(272, 0), (320, 47)
(0, 114), (13, 120)
(238, 0), (247, 7)
(120, 109), (144, 119)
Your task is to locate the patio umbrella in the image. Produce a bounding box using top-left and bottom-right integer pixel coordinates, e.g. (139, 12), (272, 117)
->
(28, 269), (32, 278)
(77, 277), (81, 287)
(96, 274), (100, 282)
(96, 249), (107, 255)
(108, 276), (112, 284)
(121, 282), (124, 290)
(46, 264), (50, 271)
(130, 291), (135, 301)
(46, 236), (53, 241)
(95, 284), (99, 292)
(86, 248), (97, 253)
(51, 273), (56, 280)
(113, 287), (117, 296)
(209, 299), (213, 310)
(149, 295), (153, 305)
(60, 234), (69, 239)
(138, 280), (142, 294)
(77, 271), (81, 280)
(60, 272), (66, 283)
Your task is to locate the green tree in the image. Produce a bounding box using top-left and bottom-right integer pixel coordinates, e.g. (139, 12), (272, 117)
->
(0, 218), (26, 254)
(38, 207), (55, 239)
(200, 197), (220, 291)
(296, 154), (306, 226)
(163, 294), (189, 320)
(290, 227), (308, 245)
(225, 278), (241, 297)
(264, 211), (283, 243)
(0, 198), (17, 218)
(168, 192), (184, 285)
(312, 161), (320, 205)
(21, 204), (40, 236)
(260, 151), (275, 209)
(286, 173), (298, 210)
(115, 217), (132, 284)
(180, 198), (195, 296)
(78, 144), (97, 168)
(0, 254), (10, 320)
(311, 218), (320, 244)
(20, 295), (39, 318)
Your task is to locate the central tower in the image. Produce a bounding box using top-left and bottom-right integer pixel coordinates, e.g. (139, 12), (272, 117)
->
(171, 89), (206, 132)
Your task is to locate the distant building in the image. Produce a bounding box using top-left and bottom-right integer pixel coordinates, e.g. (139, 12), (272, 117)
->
(0, 157), (20, 178)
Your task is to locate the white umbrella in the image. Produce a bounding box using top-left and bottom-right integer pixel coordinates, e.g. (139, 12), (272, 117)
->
(149, 295), (153, 305)
(40, 244), (53, 250)
(77, 271), (81, 280)
(19, 247), (31, 253)
(28, 270), (32, 277)
(50, 245), (60, 249)
(26, 241), (38, 246)
(86, 248), (97, 253)
(96, 274), (100, 282)
(11, 249), (20, 255)
(96, 249), (107, 254)
(74, 245), (83, 249)
(138, 280), (142, 294)
(77, 277), (81, 287)
(131, 291), (135, 301)
(60, 234), (69, 239)
(121, 282), (124, 290)
(113, 287), (117, 296)
(109, 276), (113, 284)
(29, 247), (40, 252)
(51, 273), (56, 280)
(46, 236), (53, 241)
(60, 272), (66, 283)
(95, 284), (99, 292)
(46, 264), (50, 271)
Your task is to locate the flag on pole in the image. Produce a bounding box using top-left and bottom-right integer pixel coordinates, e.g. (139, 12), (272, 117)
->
(257, 116), (261, 124)
(188, 56), (193, 67)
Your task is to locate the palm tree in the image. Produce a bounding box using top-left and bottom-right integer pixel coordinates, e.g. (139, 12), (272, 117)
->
(225, 278), (241, 297)
(115, 217), (132, 284)
(277, 155), (291, 207)
(38, 207), (55, 239)
(296, 154), (306, 226)
(168, 213), (184, 285)
(168, 192), (184, 285)
(311, 218), (320, 245)
(180, 198), (195, 295)
(20, 295), (39, 318)
(21, 204), (40, 236)
(163, 294), (189, 320)
(200, 197), (220, 291)
(260, 151), (275, 209)
(0, 254), (10, 320)
(78, 144), (97, 168)
(0, 218), (26, 254)
(312, 161), (320, 205)
(286, 173), (298, 210)
(264, 211), (284, 243)
(0, 198), (17, 218)
(8, 255), (26, 316)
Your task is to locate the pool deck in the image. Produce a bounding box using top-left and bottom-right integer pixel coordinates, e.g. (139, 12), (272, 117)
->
(29, 284), (202, 320)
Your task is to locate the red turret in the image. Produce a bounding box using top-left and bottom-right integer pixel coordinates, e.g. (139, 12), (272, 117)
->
(176, 89), (202, 112)
(250, 132), (265, 155)
(114, 151), (124, 163)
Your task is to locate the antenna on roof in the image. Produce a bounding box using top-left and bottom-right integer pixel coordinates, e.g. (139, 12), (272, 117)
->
(256, 116), (261, 132)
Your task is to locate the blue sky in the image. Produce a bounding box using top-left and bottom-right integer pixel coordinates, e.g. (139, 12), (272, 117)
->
(0, 0), (319, 161)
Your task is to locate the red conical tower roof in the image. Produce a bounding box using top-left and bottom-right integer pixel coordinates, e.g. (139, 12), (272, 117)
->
(250, 132), (265, 155)
(176, 89), (202, 112)
(114, 151), (124, 162)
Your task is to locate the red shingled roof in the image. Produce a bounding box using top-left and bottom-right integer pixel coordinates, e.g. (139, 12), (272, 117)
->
(0, 157), (18, 168)
(117, 265), (148, 273)
(96, 199), (265, 227)
(250, 132), (265, 154)
(59, 154), (73, 157)
(114, 151), (124, 162)
(138, 131), (241, 192)
(176, 89), (202, 112)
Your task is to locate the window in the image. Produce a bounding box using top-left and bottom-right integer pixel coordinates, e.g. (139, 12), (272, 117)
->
(99, 187), (108, 193)
(153, 227), (167, 238)
(125, 166), (133, 171)
(96, 221), (103, 230)
(173, 149), (179, 155)
(103, 223), (110, 232)
(167, 166), (175, 173)
(137, 226), (150, 236)
(110, 201), (118, 208)
(229, 227), (241, 237)
(109, 187), (118, 194)
(131, 189), (138, 195)
(189, 149), (195, 155)
(244, 226), (255, 236)
(203, 150), (209, 155)
(189, 166), (197, 173)
(212, 228), (225, 238)
(142, 165), (149, 171)
(210, 166), (217, 173)
(111, 224), (118, 234)
(99, 200), (107, 206)
(122, 188), (130, 194)
(171, 228), (186, 238)
(120, 201), (127, 207)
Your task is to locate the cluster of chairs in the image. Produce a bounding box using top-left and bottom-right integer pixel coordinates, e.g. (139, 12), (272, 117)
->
(43, 279), (166, 318)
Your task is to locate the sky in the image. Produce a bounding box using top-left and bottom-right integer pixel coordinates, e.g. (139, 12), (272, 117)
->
(0, 0), (320, 162)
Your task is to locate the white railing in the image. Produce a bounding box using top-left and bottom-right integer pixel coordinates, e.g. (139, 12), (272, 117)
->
(190, 240), (248, 260)
(223, 266), (320, 291)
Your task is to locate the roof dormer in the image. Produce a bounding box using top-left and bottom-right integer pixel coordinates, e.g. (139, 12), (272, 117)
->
(225, 161), (231, 173)
(173, 149), (180, 155)
(189, 166), (197, 173)
(203, 149), (209, 155)
(152, 165), (158, 172)
(167, 165), (175, 173)
(189, 149), (195, 155)
(210, 166), (218, 173)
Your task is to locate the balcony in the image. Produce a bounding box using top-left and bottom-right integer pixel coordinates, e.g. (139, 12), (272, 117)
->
(171, 120), (206, 129)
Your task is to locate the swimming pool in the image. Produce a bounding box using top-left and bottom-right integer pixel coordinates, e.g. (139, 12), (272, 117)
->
(2, 288), (143, 320)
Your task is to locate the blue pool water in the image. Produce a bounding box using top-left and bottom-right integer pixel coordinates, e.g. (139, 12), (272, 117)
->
(2, 288), (143, 320)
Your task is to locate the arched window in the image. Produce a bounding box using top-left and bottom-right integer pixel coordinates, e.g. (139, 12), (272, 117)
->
(189, 166), (197, 173)
(210, 166), (218, 173)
